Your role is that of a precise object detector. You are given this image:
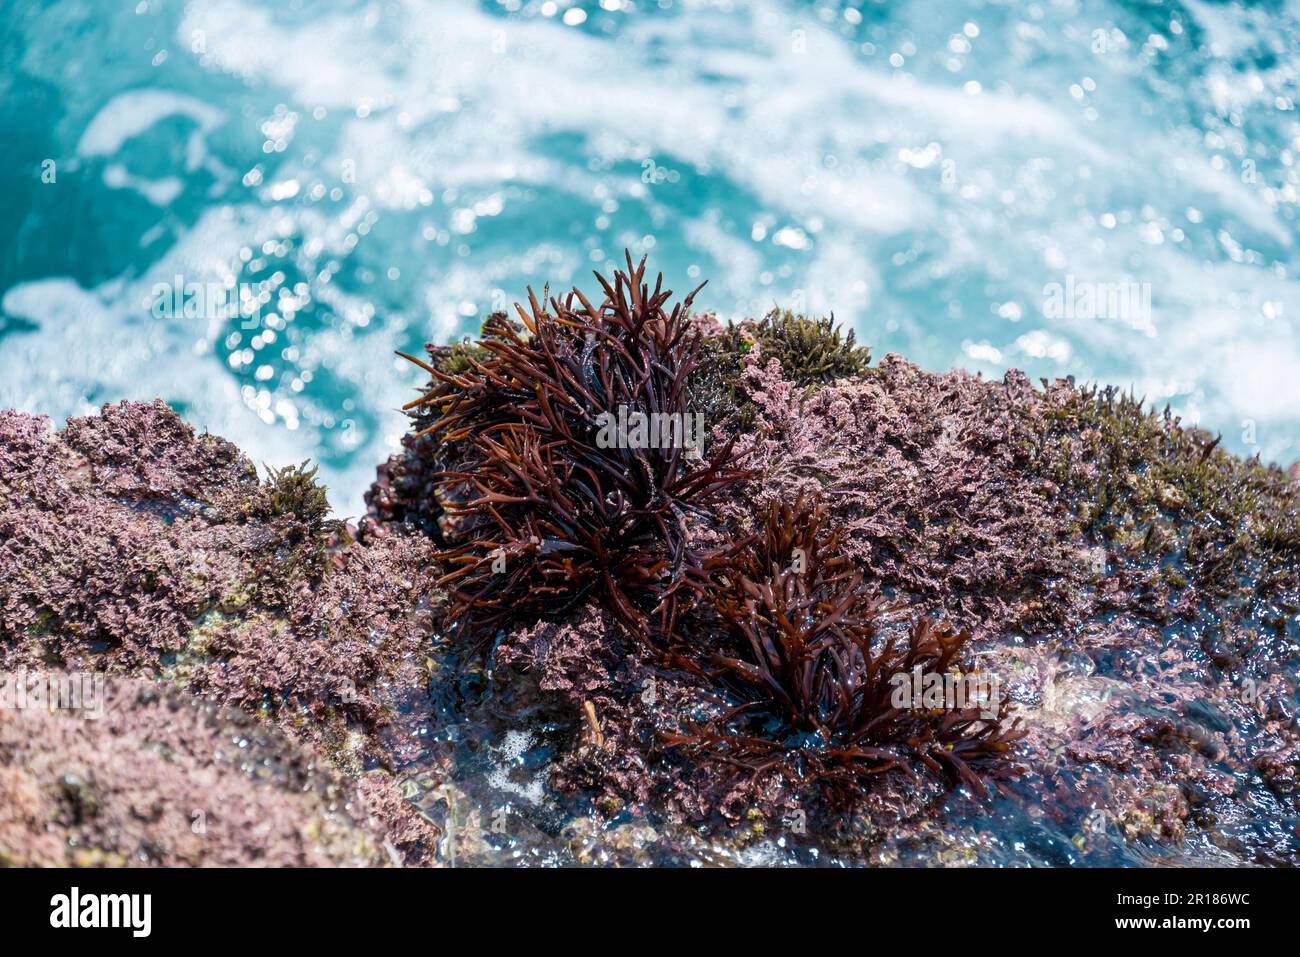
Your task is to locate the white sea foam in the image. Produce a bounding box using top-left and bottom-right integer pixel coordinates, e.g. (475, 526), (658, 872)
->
(77, 90), (225, 157)
(4, 0), (1299, 518)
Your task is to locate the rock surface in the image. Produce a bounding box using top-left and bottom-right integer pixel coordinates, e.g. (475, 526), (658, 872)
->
(0, 673), (394, 867)
(0, 401), (440, 866)
(4, 333), (1299, 865)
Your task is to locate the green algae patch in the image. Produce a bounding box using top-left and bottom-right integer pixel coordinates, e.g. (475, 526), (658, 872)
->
(1021, 380), (1300, 661)
(264, 460), (331, 530)
(748, 308), (872, 386)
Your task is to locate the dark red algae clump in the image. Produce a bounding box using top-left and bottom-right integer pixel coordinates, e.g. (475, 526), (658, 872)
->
(663, 495), (1024, 806)
(401, 252), (750, 640)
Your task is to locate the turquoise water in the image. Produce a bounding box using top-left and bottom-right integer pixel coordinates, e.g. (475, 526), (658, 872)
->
(3, 0), (1299, 513)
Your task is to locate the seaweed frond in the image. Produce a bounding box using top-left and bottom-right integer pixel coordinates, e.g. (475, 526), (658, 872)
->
(404, 252), (751, 641)
(264, 461), (330, 530)
(753, 309), (871, 386)
(668, 495), (1024, 804)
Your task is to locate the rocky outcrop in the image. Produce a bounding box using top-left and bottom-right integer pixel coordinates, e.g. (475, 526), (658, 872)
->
(3, 321), (1298, 866)
(0, 674), (397, 867)
(0, 401), (440, 866)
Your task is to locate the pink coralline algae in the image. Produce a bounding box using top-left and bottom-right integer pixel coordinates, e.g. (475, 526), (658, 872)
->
(725, 353), (1085, 640)
(0, 674), (399, 866)
(0, 400), (441, 866)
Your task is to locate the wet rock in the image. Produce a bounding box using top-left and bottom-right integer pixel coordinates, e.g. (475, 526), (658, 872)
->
(0, 674), (392, 866)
